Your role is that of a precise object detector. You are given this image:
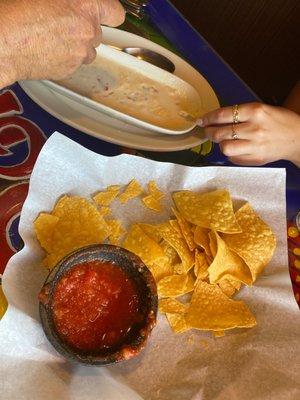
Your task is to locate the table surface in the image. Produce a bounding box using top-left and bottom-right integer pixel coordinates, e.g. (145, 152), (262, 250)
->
(0, 0), (299, 309)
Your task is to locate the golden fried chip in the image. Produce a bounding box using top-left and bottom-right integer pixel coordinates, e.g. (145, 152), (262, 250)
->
(107, 219), (125, 245)
(169, 219), (182, 234)
(218, 278), (236, 297)
(159, 298), (188, 314)
(138, 223), (162, 243)
(166, 313), (189, 333)
(209, 230), (217, 257)
(34, 213), (59, 253)
(98, 207), (111, 217)
(218, 276), (242, 297)
(157, 222), (194, 274)
(43, 196), (111, 269)
(108, 185), (121, 190)
(172, 208), (196, 252)
(123, 224), (164, 265)
(93, 185), (120, 206)
(173, 189), (241, 233)
(194, 226), (211, 256)
(186, 280), (256, 330)
(208, 231), (252, 285)
(174, 262), (186, 274)
(228, 276), (242, 291)
(185, 271), (196, 292)
(142, 195), (162, 212)
(51, 195), (69, 216)
(161, 240), (180, 266)
(119, 179), (143, 203)
(194, 248), (209, 280)
(194, 248), (206, 266)
(157, 274), (188, 297)
(213, 331), (225, 338)
(148, 180), (164, 200)
(206, 254), (214, 266)
(147, 259), (174, 282)
(193, 263), (199, 278)
(222, 203), (276, 281)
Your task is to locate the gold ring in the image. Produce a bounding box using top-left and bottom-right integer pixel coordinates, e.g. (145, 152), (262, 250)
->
(231, 124), (239, 140)
(232, 104), (239, 124)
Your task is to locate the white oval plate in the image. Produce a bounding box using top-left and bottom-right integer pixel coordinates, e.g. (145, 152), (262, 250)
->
(19, 27), (219, 152)
(44, 44), (202, 135)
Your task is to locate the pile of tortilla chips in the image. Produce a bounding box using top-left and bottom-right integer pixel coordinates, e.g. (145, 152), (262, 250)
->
(34, 182), (276, 337)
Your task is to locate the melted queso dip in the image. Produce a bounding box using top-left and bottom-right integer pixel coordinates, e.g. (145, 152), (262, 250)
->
(57, 55), (201, 131)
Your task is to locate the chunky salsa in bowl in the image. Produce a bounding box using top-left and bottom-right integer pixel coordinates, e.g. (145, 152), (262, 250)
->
(38, 244), (158, 365)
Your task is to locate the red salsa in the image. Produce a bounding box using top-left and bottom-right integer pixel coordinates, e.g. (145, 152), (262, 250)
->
(50, 260), (143, 352)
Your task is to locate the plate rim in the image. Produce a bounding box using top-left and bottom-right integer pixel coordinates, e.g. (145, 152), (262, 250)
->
(19, 27), (219, 152)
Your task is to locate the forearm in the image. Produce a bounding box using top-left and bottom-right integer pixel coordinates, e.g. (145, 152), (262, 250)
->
(0, 68), (14, 90)
(0, 1), (19, 89)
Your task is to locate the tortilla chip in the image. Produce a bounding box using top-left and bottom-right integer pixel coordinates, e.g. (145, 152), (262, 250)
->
(213, 331), (225, 338)
(157, 222), (194, 274)
(34, 213), (59, 253)
(173, 189), (241, 233)
(218, 279), (236, 297)
(194, 248), (209, 280)
(173, 262), (186, 274)
(93, 185), (120, 206)
(157, 274), (189, 297)
(138, 223), (161, 243)
(169, 219), (182, 234)
(123, 224), (165, 265)
(166, 313), (189, 333)
(208, 231), (252, 285)
(147, 259), (174, 282)
(222, 203), (276, 281)
(186, 280), (256, 330)
(218, 276), (242, 297)
(148, 180), (164, 200)
(172, 207), (196, 251)
(159, 298), (188, 314)
(106, 219), (125, 245)
(119, 179), (143, 203)
(161, 240), (181, 266)
(98, 207), (111, 217)
(194, 226), (211, 256)
(142, 195), (162, 212)
(185, 271), (196, 292)
(43, 196), (110, 269)
(208, 230), (218, 257)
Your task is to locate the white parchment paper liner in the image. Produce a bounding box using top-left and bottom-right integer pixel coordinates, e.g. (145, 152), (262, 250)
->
(0, 133), (299, 400)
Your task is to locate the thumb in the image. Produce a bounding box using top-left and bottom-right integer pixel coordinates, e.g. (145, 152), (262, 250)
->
(97, 0), (125, 27)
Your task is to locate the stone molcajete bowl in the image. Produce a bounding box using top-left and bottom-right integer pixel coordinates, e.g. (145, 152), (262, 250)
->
(39, 244), (158, 365)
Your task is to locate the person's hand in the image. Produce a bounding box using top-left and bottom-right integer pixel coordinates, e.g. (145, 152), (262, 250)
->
(199, 102), (300, 167)
(0, 0), (125, 87)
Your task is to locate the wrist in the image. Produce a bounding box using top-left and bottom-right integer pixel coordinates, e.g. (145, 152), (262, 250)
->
(287, 118), (300, 168)
(289, 148), (300, 168)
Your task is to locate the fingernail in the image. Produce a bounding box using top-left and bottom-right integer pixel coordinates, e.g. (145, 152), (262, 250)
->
(197, 118), (204, 127)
